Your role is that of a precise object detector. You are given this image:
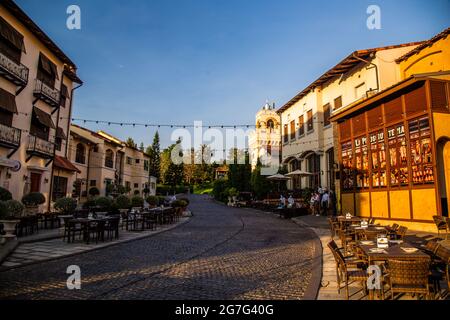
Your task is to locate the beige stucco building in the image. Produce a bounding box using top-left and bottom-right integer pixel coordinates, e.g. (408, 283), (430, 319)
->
(277, 42), (423, 192)
(249, 101), (281, 170)
(68, 124), (155, 201)
(0, 0), (82, 210)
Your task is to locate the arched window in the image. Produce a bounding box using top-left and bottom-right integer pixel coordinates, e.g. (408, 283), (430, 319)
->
(105, 149), (114, 168)
(75, 143), (86, 164)
(267, 119), (275, 129)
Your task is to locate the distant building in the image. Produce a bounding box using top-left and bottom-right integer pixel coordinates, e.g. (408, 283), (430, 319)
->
(248, 101), (281, 170)
(215, 165), (229, 180)
(69, 124), (152, 201)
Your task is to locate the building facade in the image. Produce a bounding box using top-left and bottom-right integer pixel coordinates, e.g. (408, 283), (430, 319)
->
(0, 0), (82, 210)
(277, 42), (422, 192)
(69, 125), (155, 201)
(248, 101), (281, 170)
(331, 28), (450, 232)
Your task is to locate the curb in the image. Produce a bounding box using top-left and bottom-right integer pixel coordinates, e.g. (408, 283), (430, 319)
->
(0, 217), (192, 273)
(292, 218), (323, 301)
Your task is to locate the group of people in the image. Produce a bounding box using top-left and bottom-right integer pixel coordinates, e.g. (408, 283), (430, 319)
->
(310, 187), (336, 217)
(277, 187), (336, 216)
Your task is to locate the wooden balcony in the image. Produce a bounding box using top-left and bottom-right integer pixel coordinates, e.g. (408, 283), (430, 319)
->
(0, 51), (29, 88)
(33, 79), (60, 108)
(27, 135), (54, 159)
(0, 123), (21, 149)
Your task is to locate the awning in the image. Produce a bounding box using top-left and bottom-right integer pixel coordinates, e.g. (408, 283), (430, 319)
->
(56, 127), (67, 140)
(54, 155), (80, 173)
(0, 88), (18, 114)
(32, 106), (55, 129)
(0, 16), (25, 52)
(39, 53), (58, 79)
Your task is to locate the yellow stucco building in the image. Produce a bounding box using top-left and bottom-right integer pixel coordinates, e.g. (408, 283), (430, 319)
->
(331, 27), (450, 232)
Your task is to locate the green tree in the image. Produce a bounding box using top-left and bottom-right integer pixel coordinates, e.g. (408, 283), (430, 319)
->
(251, 158), (271, 199)
(146, 131), (161, 181)
(139, 142), (145, 152)
(164, 139), (184, 186)
(227, 148), (251, 192)
(126, 137), (137, 149)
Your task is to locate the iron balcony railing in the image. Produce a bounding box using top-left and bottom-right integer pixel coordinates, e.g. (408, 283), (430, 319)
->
(27, 135), (54, 158)
(33, 79), (60, 107)
(0, 123), (21, 148)
(0, 51), (29, 86)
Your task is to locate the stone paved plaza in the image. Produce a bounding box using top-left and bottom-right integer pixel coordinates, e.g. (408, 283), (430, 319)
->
(0, 195), (320, 300)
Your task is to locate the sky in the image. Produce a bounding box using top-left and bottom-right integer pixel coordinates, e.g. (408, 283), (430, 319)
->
(16, 0), (450, 149)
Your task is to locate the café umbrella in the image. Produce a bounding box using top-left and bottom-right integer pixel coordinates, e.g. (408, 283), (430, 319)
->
(285, 170), (314, 177)
(266, 174), (290, 192)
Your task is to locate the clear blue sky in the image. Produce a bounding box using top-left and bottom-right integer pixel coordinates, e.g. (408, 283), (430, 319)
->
(16, 0), (450, 149)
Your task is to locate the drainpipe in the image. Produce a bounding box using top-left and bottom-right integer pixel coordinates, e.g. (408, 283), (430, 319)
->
(352, 53), (380, 96)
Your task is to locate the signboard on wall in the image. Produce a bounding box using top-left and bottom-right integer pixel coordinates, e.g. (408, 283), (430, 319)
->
(0, 158), (21, 172)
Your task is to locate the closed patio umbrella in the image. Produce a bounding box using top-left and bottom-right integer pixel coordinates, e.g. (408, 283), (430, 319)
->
(285, 170), (314, 177)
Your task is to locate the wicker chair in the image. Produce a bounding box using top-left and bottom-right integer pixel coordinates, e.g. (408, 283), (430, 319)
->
(433, 216), (448, 239)
(328, 217), (339, 239)
(395, 226), (408, 240)
(362, 229), (387, 241)
(328, 241), (368, 300)
(386, 259), (432, 300)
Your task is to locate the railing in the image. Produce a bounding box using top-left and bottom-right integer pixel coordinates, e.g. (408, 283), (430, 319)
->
(34, 79), (60, 106)
(0, 123), (21, 147)
(27, 135), (54, 158)
(0, 51), (29, 85)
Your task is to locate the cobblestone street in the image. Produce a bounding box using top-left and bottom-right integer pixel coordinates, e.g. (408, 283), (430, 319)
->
(0, 196), (320, 300)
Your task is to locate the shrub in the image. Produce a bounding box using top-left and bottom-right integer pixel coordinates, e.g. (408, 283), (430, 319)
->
(116, 185), (127, 195)
(88, 187), (100, 197)
(131, 196), (144, 208)
(146, 196), (158, 206)
(54, 197), (77, 215)
(0, 187), (12, 201)
(179, 197), (190, 206)
(0, 201), (11, 220)
(6, 200), (24, 218)
(115, 195), (130, 209)
(157, 196), (166, 206)
(82, 197), (97, 210)
(212, 179), (229, 203)
(22, 192), (46, 206)
(134, 190), (140, 195)
(143, 187), (150, 195)
(95, 197), (113, 211)
(226, 187), (239, 197)
(171, 200), (187, 208)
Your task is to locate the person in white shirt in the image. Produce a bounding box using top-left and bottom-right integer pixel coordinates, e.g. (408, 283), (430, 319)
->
(287, 195), (295, 208)
(321, 192), (329, 216)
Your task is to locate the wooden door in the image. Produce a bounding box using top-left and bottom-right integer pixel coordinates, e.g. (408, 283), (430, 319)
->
(30, 172), (41, 193)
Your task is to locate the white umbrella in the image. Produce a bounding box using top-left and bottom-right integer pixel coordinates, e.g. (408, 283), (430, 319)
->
(285, 170), (314, 177)
(266, 174), (290, 181)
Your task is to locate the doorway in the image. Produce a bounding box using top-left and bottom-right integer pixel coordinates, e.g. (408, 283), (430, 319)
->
(30, 172), (42, 193)
(437, 138), (450, 217)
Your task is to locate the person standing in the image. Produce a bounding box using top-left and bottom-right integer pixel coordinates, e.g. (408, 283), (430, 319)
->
(321, 191), (330, 216)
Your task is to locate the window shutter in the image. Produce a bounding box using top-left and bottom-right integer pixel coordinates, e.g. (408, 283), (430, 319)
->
(384, 96), (403, 124)
(334, 96), (342, 110)
(430, 81), (448, 112)
(323, 103), (331, 126)
(405, 83), (427, 116)
(339, 120), (351, 141)
(367, 105), (383, 129)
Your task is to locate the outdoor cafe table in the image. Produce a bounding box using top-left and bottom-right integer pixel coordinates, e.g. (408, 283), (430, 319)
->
(337, 216), (363, 229)
(67, 217), (114, 244)
(358, 241), (431, 264)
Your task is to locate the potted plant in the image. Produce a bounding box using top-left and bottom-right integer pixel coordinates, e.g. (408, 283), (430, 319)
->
(21, 192), (46, 215)
(88, 187), (100, 197)
(146, 196), (158, 208)
(115, 195), (130, 213)
(95, 196), (113, 212)
(130, 196), (144, 209)
(0, 200), (23, 242)
(54, 197), (77, 216)
(0, 187), (12, 201)
(226, 188), (238, 207)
